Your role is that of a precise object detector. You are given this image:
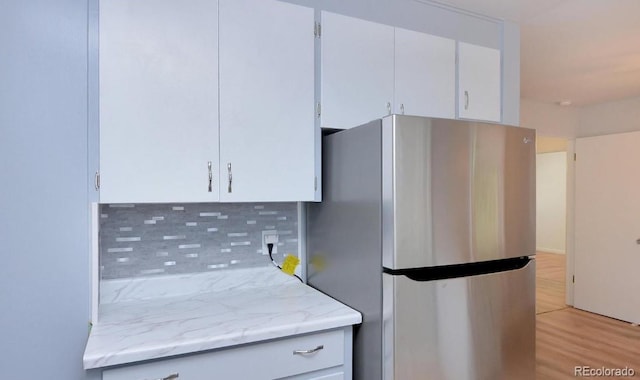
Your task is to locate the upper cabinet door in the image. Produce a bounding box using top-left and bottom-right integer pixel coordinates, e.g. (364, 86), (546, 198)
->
(321, 12), (394, 129)
(99, 0), (219, 203)
(394, 28), (456, 119)
(219, 0), (315, 202)
(457, 42), (501, 122)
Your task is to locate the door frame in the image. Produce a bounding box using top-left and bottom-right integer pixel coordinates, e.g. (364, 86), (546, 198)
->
(535, 135), (574, 306)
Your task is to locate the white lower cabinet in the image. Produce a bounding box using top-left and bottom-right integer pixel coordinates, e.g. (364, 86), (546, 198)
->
(283, 368), (344, 380)
(309, 374), (343, 380)
(102, 329), (350, 380)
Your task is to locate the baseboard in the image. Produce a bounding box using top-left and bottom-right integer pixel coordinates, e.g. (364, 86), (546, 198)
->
(536, 247), (566, 254)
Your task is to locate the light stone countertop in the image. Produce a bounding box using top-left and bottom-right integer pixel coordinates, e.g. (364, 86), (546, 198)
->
(83, 268), (361, 369)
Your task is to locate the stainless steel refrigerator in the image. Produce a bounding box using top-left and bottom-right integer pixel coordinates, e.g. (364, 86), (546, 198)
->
(307, 115), (536, 380)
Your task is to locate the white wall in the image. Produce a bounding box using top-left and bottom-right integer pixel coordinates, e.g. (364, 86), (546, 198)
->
(522, 94), (640, 138)
(578, 95), (640, 137)
(522, 95), (640, 306)
(565, 95), (640, 306)
(0, 1), (98, 379)
(536, 152), (567, 254)
(520, 98), (579, 138)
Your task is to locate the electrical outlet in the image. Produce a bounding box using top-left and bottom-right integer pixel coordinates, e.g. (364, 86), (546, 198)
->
(262, 230), (278, 255)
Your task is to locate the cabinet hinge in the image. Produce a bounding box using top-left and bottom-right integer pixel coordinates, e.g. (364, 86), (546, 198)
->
(574, 153), (577, 161)
(314, 176), (318, 191)
(314, 22), (321, 38)
(316, 102), (321, 118)
(572, 275), (575, 283)
(94, 171), (100, 191)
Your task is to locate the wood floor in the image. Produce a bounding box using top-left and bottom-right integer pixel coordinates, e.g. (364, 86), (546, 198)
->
(535, 252), (640, 379)
(536, 252), (567, 315)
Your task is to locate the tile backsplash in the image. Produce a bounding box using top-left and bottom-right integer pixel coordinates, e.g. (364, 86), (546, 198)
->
(99, 203), (299, 280)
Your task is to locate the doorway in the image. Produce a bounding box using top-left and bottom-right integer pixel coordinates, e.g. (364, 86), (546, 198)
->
(534, 135), (640, 379)
(535, 136), (568, 314)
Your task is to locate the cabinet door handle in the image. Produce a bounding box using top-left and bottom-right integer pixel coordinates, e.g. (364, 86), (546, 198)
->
(400, 103), (405, 115)
(386, 102), (391, 115)
(227, 163), (232, 193)
(464, 90), (469, 110)
(293, 345), (324, 355)
(207, 161), (213, 193)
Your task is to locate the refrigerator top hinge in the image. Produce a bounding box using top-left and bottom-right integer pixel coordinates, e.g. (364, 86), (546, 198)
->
(314, 22), (321, 38)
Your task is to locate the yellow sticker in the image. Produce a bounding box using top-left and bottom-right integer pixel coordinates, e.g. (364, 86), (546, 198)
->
(281, 254), (300, 276)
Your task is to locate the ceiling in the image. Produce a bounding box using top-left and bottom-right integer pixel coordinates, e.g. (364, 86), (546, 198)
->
(433, 0), (640, 107)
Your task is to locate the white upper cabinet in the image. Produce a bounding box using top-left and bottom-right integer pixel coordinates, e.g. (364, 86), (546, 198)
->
(99, 0), (219, 203)
(457, 42), (501, 122)
(97, 1), (509, 203)
(321, 12), (395, 129)
(219, 0), (315, 202)
(394, 27), (456, 119)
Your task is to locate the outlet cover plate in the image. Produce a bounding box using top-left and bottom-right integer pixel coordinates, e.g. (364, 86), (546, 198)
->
(262, 230), (278, 255)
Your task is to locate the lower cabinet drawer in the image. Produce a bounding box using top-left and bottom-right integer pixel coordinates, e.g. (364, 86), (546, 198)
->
(281, 367), (344, 380)
(102, 329), (345, 380)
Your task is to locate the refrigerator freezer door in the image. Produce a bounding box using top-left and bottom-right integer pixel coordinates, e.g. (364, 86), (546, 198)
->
(382, 115), (535, 269)
(383, 260), (535, 380)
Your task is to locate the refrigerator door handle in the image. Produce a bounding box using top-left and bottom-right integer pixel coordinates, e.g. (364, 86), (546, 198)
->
(383, 256), (531, 282)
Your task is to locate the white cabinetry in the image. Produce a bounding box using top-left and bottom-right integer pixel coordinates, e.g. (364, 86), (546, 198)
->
(321, 13), (502, 129)
(394, 27), (456, 119)
(457, 42), (501, 122)
(219, 0), (316, 202)
(102, 328), (351, 380)
(99, 0), (219, 203)
(320, 12), (394, 130)
(99, 0), (317, 203)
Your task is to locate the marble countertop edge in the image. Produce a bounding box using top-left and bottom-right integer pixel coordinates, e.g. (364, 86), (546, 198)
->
(83, 313), (360, 370)
(83, 280), (361, 370)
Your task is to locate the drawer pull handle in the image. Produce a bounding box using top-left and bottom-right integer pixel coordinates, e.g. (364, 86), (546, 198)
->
(293, 345), (324, 355)
(153, 373), (179, 380)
